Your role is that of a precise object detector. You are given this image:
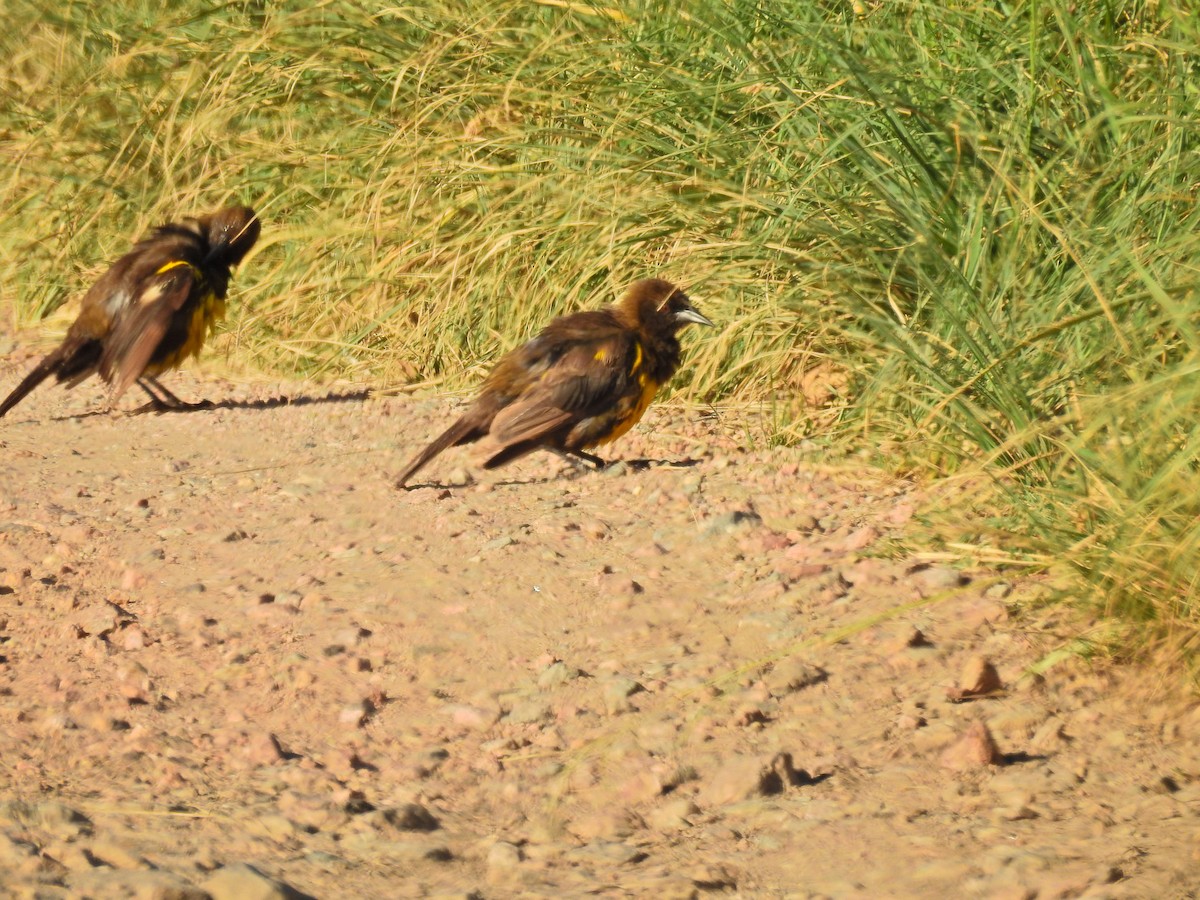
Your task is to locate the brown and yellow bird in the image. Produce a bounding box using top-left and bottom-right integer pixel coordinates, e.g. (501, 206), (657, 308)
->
(0, 205), (260, 419)
(396, 278), (712, 487)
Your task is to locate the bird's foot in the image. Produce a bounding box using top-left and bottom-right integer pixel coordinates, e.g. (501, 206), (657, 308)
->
(135, 377), (212, 413)
(553, 449), (607, 477)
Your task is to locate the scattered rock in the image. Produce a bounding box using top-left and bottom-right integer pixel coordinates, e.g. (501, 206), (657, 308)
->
(895, 626), (932, 650)
(948, 656), (1004, 702)
(35, 802), (92, 839)
(568, 807), (645, 842)
(700, 752), (814, 806)
(67, 870), (209, 899)
(1030, 717), (1070, 752)
(565, 840), (648, 866)
(245, 731), (286, 766)
(445, 467), (473, 487)
(604, 677), (645, 715)
(764, 658), (826, 696)
(486, 840), (523, 873)
(339, 702), (371, 727)
(482, 535), (515, 552)
(0, 832), (38, 866)
(505, 698), (552, 724)
(378, 803), (440, 833)
(690, 863), (739, 892)
(646, 798), (699, 831)
(446, 703), (498, 730)
(86, 839), (150, 870)
(203, 863), (306, 900)
(940, 721), (1003, 771)
(984, 581), (1014, 600)
(79, 601), (135, 639)
(912, 565), (969, 593)
(536, 661), (583, 689)
(841, 525), (879, 552)
(246, 813), (302, 843)
(703, 509), (763, 535)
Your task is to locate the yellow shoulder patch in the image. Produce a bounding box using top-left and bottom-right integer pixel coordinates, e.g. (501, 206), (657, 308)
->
(155, 259), (195, 276)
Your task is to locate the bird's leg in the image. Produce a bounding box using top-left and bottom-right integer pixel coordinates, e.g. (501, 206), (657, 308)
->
(111, 379), (171, 416)
(123, 378), (180, 415)
(569, 449), (607, 469)
(145, 376), (187, 407)
(136, 377), (179, 408)
(548, 448), (607, 475)
(134, 376), (212, 414)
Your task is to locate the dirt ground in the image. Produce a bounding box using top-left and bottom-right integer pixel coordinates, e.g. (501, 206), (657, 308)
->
(0, 355), (1198, 899)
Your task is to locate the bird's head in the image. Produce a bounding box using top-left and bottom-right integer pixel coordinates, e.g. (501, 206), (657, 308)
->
(619, 278), (713, 335)
(201, 206), (261, 267)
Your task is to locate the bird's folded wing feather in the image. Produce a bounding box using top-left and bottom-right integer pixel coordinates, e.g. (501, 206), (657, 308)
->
(100, 266), (195, 400)
(489, 336), (633, 446)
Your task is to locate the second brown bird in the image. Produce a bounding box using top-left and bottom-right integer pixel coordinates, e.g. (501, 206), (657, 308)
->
(397, 278), (712, 487)
(0, 205), (260, 419)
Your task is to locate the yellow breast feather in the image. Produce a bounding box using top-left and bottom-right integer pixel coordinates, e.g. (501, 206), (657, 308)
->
(591, 341), (659, 446)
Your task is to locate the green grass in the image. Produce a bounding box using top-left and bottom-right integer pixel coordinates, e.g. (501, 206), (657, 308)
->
(2, 0), (1199, 645)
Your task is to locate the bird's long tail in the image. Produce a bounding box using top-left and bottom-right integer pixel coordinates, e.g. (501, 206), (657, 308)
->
(0, 346), (70, 418)
(396, 414), (487, 487)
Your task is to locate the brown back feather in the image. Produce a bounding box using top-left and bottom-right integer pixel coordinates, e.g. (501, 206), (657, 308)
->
(99, 267), (196, 401)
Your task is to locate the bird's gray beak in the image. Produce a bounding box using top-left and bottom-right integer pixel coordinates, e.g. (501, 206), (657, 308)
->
(675, 307), (714, 327)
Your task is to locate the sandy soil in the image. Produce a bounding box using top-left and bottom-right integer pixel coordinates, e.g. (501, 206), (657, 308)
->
(0, 357), (1198, 899)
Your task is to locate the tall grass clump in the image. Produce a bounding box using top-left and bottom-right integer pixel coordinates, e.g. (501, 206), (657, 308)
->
(718, 2), (1200, 640)
(0, 0), (1198, 643)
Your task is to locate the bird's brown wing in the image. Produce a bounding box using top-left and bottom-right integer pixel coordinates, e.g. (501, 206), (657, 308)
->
(488, 332), (635, 451)
(397, 315), (630, 485)
(99, 264), (196, 401)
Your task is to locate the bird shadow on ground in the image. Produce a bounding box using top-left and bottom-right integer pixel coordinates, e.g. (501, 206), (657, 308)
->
(402, 456), (706, 491)
(1000, 751), (1048, 766)
(608, 456), (705, 473)
(49, 389), (373, 422)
